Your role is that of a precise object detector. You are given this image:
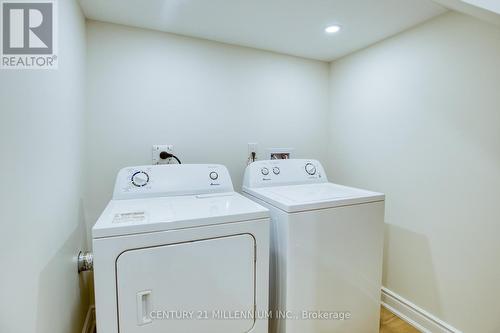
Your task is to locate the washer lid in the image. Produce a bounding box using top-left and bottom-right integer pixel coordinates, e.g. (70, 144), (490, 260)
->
(92, 192), (268, 238)
(244, 182), (384, 212)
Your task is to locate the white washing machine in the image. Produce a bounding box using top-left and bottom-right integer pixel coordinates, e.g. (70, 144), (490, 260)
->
(93, 164), (270, 333)
(242, 159), (385, 333)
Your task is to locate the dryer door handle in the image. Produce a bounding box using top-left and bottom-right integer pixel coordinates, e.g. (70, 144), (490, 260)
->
(136, 290), (152, 326)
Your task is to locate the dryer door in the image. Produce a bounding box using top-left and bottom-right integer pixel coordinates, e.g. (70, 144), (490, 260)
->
(116, 234), (256, 333)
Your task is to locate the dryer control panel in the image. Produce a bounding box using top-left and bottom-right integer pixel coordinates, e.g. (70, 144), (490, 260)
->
(113, 164), (234, 200)
(243, 159), (328, 188)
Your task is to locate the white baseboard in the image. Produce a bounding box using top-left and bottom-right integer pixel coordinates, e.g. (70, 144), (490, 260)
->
(381, 287), (462, 333)
(82, 305), (96, 333)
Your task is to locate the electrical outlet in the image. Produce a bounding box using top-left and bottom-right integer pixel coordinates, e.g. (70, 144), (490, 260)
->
(247, 142), (258, 164)
(152, 144), (174, 165)
(248, 142), (258, 154)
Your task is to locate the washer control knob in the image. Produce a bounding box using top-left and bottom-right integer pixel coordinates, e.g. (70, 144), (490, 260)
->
(209, 171), (219, 180)
(305, 163), (317, 175)
(131, 171), (149, 187)
(273, 167), (280, 175)
(261, 167), (270, 176)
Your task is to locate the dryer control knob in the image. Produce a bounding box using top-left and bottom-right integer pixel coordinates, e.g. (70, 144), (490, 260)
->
(305, 163), (317, 175)
(209, 171), (219, 180)
(131, 171), (149, 187)
(261, 167), (270, 176)
(273, 167), (280, 175)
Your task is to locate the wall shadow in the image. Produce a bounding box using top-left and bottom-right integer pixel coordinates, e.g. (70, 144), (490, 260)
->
(383, 223), (442, 317)
(35, 201), (91, 333)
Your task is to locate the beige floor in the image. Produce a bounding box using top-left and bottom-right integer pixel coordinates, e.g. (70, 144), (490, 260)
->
(380, 306), (421, 333)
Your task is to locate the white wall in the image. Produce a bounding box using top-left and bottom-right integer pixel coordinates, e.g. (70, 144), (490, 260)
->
(84, 21), (330, 227)
(0, 1), (89, 333)
(328, 12), (500, 332)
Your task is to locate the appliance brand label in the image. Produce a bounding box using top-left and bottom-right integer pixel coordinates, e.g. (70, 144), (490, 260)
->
(113, 211), (147, 224)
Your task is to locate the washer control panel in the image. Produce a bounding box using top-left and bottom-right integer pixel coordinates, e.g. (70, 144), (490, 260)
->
(243, 159), (327, 188)
(113, 164), (234, 200)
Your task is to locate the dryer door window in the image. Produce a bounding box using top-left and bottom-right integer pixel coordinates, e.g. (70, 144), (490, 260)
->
(116, 234), (256, 333)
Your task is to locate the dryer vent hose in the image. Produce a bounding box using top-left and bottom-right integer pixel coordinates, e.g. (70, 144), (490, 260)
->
(78, 251), (94, 273)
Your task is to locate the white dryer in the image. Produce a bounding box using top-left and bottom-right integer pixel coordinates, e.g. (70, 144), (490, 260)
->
(242, 159), (384, 333)
(93, 164), (270, 333)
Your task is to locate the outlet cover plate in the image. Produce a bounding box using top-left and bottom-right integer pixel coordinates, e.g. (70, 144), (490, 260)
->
(248, 142), (258, 154)
(152, 144), (174, 165)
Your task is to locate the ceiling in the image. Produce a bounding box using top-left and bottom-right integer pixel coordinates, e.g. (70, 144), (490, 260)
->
(79, 0), (447, 62)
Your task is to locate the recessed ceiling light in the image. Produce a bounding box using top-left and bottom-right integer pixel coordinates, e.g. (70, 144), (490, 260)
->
(325, 25), (341, 34)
